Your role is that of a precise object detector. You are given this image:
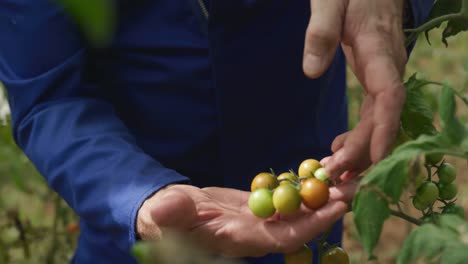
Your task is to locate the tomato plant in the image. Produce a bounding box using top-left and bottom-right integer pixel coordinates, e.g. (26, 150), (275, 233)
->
(442, 203), (465, 218)
(351, 1), (468, 263)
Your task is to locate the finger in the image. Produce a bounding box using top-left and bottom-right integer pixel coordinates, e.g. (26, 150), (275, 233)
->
(353, 36), (406, 162)
(331, 131), (350, 153)
(329, 177), (359, 203)
(272, 200), (349, 253)
(326, 116), (373, 179)
(366, 60), (405, 162)
(303, 0), (346, 78)
(339, 170), (359, 182)
(320, 156), (331, 166)
(151, 190), (198, 230)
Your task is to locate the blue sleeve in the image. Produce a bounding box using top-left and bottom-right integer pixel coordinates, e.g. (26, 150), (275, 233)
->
(409, 0), (434, 28)
(0, 0), (189, 253)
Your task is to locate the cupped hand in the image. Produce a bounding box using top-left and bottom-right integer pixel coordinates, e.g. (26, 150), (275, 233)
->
(137, 180), (357, 257)
(303, 0), (407, 179)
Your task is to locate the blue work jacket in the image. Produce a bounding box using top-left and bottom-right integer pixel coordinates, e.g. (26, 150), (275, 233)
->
(0, 0), (432, 263)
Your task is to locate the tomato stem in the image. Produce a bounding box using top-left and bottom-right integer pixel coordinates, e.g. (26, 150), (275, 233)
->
(390, 209), (423, 226)
(404, 13), (466, 47)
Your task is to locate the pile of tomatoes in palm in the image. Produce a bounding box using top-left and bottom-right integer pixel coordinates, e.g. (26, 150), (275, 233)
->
(248, 159), (331, 218)
(248, 159), (350, 263)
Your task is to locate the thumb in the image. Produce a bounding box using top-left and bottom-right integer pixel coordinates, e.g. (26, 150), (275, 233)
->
(150, 189), (197, 230)
(303, 0), (346, 78)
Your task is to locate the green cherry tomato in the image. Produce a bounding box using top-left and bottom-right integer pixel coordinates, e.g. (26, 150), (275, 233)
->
(131, 242), (153, 264)
(248, 189), (276, 218)
(438, 182), (458, 200)
(425, 153), (444, 165)
(298, 159), (322, 178)
(437, 163), (456, 184)
(321, 247), (350, 264)
(284, 245), (313, 264)
(277, 172), (298, 185)
(272, 184), (301, 215)
(314, 167), (329, 181)
(251, 172), (279, 192)
(412, 196), (428, 211)
(415, 182), (439, 207)
(442, 204), (465, 219)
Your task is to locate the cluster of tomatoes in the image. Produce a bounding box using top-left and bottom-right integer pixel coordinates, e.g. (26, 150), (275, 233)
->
(247, 159), (350, 263)
(248, 159), (330, 218)
(413, 154), (463, 219)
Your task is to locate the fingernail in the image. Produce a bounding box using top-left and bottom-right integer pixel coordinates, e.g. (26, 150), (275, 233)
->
(303, 54), (323, 77)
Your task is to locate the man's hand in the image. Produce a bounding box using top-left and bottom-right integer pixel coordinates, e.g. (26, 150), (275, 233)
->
(303, 0), (407, 179)
(137, 180), (357, 257)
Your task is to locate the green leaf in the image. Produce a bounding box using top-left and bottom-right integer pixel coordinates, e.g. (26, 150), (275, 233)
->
(397, 215), (468, 264)
(439, 84), (468, 144)
(56, 0), (116, 46)
(397, 224), (449, 263)
(426, 0), (468, 46)
(354, 133), (468, 259)
(361, 158), (409, 203)
(401, 74), (437, 139)
(352, 189), (390, 258)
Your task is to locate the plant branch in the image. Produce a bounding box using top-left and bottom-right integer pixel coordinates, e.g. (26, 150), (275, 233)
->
(46, 195), (61, 264)
(9, 211), (30, 259)
(421, 81), (468, 105)
(404, 13), (465, 47)
(404, 13), (464, 34)
(390, 209), (423, 226)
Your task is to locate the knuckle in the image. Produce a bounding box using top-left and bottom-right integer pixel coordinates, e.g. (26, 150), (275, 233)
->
(306, 26), (339, 45)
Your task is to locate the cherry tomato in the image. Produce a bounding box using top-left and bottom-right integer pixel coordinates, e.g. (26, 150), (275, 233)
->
(314, 168), (329, 181)
(412, 196), (428, 211)
(298, 159), (321, 178)
(277, 172), (298, 185)
(442, 203), (465, 219)
(437, 163), (456, 184)
(284, 245), (313, 264)
(321, 247), (350, 264)
(66, 222), (80, 234)
(415, 182), (439, 208)
(248, 189), (276, 218)
(438, 182), (457, 200)
(300, 178), (329, 210)
(251, 172), (279, 192)
(131, 242), (153, 264)
(272, 184), (301, 215)
(425, 153), (444, 165)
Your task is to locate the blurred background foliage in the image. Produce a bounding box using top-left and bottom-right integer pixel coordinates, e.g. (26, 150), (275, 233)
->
(0, 0), (467, 263)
